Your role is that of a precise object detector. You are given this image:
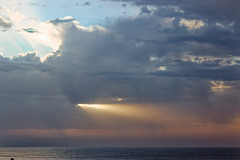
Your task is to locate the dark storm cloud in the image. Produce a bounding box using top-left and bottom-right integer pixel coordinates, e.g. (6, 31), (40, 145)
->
(0, 52), (57, 75)
(179, 0), (240, 21)
(49, 25), (151, 103)
(39, 2), (240, 124)
(43, 18), (237, 106)
(114, 0), (240, 20)
(150, 60), (240, 81)
(0, 53), (82, 130)
(110, 12), (240, 57)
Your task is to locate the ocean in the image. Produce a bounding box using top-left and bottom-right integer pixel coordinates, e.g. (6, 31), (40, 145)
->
(0, 147), (239, 160)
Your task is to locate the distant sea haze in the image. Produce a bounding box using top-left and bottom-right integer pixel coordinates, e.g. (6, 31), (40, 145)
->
(0, 147), (240, 160)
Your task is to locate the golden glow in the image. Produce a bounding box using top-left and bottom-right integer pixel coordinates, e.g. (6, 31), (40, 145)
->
(75, 103), (172, 127)
(179, 18), (204, 30)
(117, 98), (123, 102)
(4, 103), (240, 146)
(73, 102), (240, 146)
(76, 104), (106, 109)
(211, 81), (231, 92)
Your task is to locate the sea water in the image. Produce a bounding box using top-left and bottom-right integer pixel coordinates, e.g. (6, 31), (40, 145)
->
(0, 147), (239, 160)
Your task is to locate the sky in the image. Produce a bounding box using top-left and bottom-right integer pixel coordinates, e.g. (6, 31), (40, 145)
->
(0, 0), (240, 147)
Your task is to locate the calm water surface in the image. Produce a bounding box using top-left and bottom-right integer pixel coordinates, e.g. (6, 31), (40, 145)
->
(0, 147), (239, 160)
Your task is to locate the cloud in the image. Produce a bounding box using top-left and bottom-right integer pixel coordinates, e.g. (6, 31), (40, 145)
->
(23, 28), (39, 33)
(122, 4), (127, 7)
(13, 52), (41, 63)
(140, 6), (151, 14)
(179, 18), (204, 30)
(42, 16), (235, 104)
(150, 60), (240, 81)
(0, 51), (75, 130)
(48, 17), (76, 25)
(28, 2), (46, 7)
(7, 9), (25, 25)
(40, 10), (240, 126)
(111, 0), (240, 23)
(0, 16), (11, 29)
(83, 2), (91, 6)
(0, 7), (65, 57)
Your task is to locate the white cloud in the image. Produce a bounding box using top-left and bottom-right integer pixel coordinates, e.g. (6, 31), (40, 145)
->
(0, 16), (11, 28)
(157, 66), (167, 71)
(216, 22), (225, 29)
(20, 20), (64, 55)
(179, 18), (204, 30)
(216, 22), (234, 32)
(7, 9), (25, 25)
(1, 7), (66, 58)
(160, 17), (175, 29)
